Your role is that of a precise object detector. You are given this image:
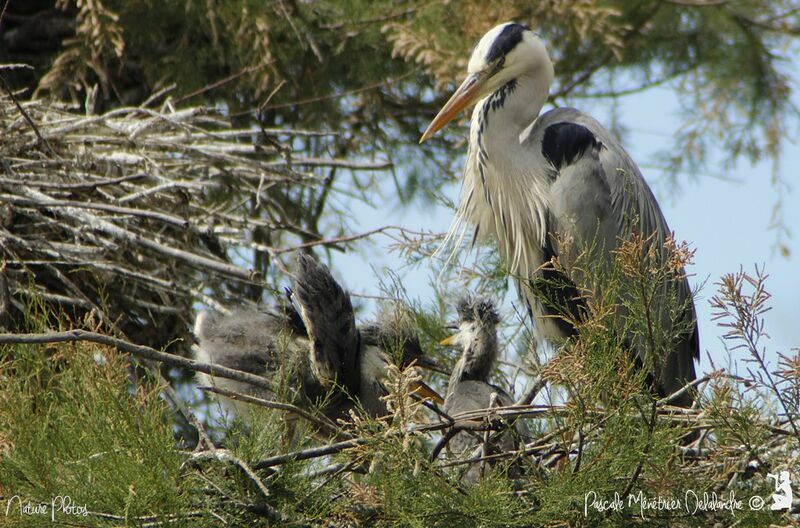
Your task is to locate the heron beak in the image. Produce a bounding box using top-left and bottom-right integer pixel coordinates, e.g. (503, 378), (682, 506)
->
(410, 379), (444, 405)
(439, 334), (458, 348)
(420, 71), (488, 143)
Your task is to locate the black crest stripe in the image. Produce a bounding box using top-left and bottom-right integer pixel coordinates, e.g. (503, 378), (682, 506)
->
(484, 23), (528, 64)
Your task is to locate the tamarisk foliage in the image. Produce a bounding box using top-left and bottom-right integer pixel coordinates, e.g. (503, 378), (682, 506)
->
(1, 2), (799, 525)
(1, 252), (797, 526)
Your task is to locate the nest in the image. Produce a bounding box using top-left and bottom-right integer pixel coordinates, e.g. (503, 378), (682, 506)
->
(0, 93), (360, 349)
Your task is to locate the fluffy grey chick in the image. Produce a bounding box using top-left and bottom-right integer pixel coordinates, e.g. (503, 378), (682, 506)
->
(193, 254), (443, 423)
(440, 295), (528, 480)
(193, 304), (324, 418)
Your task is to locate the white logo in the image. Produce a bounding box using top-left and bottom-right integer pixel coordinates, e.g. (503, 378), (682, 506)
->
(767, 471), (793, 511)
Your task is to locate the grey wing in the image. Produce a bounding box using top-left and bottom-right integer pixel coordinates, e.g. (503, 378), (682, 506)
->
(293, 253), (361, 395)
(193, 308), (292, 375)
(592, 117), (699, 401)
(530, 108), (698, 400)
(532, 108), (673, 261)
(444, 381), (527, 454)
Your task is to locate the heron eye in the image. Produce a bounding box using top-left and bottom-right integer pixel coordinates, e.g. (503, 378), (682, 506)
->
(492, 57), (505, 74)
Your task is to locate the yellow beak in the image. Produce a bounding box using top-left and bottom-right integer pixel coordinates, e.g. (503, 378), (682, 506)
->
(419, 71), (489, 143)
(439, 334), (458, 347)
(409, 380), (444, 405)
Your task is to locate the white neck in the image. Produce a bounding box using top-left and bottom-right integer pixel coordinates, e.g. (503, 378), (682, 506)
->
(450, 70), (552, 284)
(477, 71), (550, 142)
(445, 327), (498, 400)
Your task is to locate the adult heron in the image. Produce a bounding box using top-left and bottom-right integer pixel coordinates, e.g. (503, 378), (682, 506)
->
(439, 295), (527, 480)
(420, 23), (698, 405)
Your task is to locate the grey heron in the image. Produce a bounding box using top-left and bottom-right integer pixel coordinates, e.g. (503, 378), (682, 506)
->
(420, 23), (698, 406)
(193, 254), (443, 422)
(439, 295), (528, 480)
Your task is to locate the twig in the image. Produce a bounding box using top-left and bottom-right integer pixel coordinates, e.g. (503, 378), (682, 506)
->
(77, 510), (206, 524)
(184, 449), (273, 498)
(413, 395), (455, 425)
(0, 194), (190, 230)
(0, 75), (60, 159)
(198, 385), (346, 438)
(253, 438), (365, 470)
(515, 375), (548, 406)
(0, 330), (276, 392)
(175, 61), (274, 104)
(257, 72), (416, 112)
(572, 427), (585, 474)
(265, 157), (391, 170)
(19, 185), (256, 282)
(657, 369), (724, 405)
(617, 400), (658, 502)
(0, 174), (146, 190)
(304, 462), (359, 480)
(480, 392), (500, 477)
(430, 428), (459, 462)
(272, 225), (408, 254)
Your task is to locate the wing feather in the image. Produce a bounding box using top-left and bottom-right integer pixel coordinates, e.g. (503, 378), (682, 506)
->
(293, 253), (361, 395)
(529, 108), (698, 400)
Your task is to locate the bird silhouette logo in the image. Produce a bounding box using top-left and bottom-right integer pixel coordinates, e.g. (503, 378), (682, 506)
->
(767, 471), (793, 511)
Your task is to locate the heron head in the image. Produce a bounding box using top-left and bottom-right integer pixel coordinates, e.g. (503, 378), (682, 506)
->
(420, 22), (552, 142)
(440, 295), (500, 383)
(360, 323), (447, 375)
(359, 323), (447, 404)
(440, 295), (499, 350)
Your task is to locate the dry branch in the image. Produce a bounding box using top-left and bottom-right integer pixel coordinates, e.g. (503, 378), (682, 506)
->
(198, 385), (346, 438)
(0, 330), (275, 392)
(0, 95), (392, 349)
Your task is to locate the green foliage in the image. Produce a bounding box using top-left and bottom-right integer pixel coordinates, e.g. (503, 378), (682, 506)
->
(0, 344), (187, 526)
(4, 252), (795, 527)
(14, 1), (798, 183)
(3, 0), (797, 347)
(1, 3), (799, 526)
(368, 453), (528, 527)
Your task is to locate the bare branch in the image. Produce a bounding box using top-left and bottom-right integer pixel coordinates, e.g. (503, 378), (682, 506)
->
(198, 385), (347, 438)
(0, 330), (275, 392)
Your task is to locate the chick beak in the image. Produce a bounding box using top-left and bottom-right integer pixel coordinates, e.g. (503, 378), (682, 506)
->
(419, 71), (488, 143)
(439, 334), (458, 348)
(409, 380), (444, 405)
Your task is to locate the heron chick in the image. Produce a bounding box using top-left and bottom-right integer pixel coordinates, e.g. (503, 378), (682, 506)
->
(193, 304), (323, 418)
(292, 253), (443, 418)
(440, 295), (528, 480)
(193, 254), (443, 423)
(421, 23), (698, 406)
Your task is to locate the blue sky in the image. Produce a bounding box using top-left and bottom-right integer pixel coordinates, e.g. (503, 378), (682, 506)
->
(329, 81), (799, 380)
